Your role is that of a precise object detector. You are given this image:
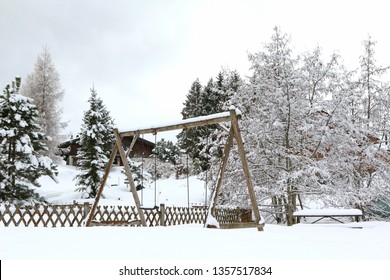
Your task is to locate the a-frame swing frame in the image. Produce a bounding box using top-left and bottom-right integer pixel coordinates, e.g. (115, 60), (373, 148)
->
(85, 108), (261, 227)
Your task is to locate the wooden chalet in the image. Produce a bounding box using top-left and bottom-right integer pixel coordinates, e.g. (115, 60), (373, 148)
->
(57, 136), (155, 166)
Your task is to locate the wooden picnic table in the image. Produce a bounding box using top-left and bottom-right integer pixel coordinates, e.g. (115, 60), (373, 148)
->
(293, 208), (363, 224)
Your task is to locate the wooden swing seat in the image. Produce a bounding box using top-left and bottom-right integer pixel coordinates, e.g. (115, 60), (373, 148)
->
(219, 222), (264, 231)
(89, 219), (142, 227)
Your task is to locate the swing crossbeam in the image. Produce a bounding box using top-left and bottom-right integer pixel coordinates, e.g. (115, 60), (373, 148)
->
(85, 108), (262, 229)
(119, 111), (237, 137)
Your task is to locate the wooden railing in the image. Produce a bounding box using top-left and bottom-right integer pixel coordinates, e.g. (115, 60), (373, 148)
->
(0, 203), (252, 227)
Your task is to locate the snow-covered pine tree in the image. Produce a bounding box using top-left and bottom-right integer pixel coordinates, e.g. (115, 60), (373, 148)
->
(22, 46), (66, 161)
(177, 78), (212, 173)
(201, 69), (243, 202)
(124, 159), (151, 191)
(74, 87), (115, 198)
(153, 138), (181, 165)
(178, 72), (238, 174)
(0, 78), (57, 203)
(214, 69), (241, 111)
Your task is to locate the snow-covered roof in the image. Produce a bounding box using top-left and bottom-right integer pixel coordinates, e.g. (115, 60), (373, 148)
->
(58, 137), (80, 148)
(58, 135), (155, 149)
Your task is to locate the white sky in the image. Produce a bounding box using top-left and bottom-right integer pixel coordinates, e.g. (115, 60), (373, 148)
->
(1, 0), (389, 142)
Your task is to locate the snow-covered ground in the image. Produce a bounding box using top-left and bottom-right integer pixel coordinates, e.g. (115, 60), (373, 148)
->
(2, 221), (390, 260)
(1, 164), (389, 279)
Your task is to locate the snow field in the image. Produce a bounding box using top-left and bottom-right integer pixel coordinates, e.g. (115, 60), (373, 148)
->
(1, 164), (390, 280)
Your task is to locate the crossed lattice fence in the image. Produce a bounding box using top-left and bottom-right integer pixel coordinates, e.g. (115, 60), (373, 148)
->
(0, 204), (86, 227)
(0, 203), (252, 227)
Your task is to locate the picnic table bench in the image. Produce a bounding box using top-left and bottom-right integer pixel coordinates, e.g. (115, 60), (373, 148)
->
(293, 208), (363, 224)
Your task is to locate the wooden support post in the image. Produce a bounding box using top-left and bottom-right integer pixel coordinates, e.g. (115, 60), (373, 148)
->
(83, 202), (90, 219)
(207, 127), (234, 220)
(125, 134), (139, 158)
(230, 109), (261, 224)
(114, 129), (147, 226)
(85, 144), (119, 227)
(298, 193), (303, 210)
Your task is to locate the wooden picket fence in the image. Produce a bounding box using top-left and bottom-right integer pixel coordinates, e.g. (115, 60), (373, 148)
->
(0, 203), (252, 227)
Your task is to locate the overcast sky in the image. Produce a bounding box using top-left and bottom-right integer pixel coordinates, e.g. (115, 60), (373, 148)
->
(1, 0), (389, 142)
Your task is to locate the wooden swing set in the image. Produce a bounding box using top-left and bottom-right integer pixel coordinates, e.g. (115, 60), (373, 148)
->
(85, 108), (262, 229)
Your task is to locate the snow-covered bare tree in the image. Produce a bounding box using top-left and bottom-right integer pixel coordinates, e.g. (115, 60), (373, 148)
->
(322, 85), (390, 220)
(357, 36), (390, 127)
(179, 28), (390, 223)
(235, 27), (307, 225)
(0, 78), (57, 204)
(325, 36), (390, 219)
(240, 31), (390, 223)
(224, 28), (350, 225)
(22, 46), (66, 161)
(74, 87), (115, 198)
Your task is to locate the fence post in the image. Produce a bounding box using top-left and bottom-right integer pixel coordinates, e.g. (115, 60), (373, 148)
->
(83, 202), (90, 221)
(159, 203), (165, 226)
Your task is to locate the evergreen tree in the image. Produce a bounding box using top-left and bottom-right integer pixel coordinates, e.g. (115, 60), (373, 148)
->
(22, 46), (66, 161)
(181, 78), (203, 118)
(123, 159), (151, 191)
(74, 87), (115, 198)
(153, 138), (181, 165)
(177, 79), (210, 172)
(0, 77), (57, 203)
(214, 69), (241, 111)
(177, 72), (238, 173)
(202, 69), (242, 198)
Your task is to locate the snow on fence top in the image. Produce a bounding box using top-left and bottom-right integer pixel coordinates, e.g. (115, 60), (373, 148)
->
(118, 107), (242, 136)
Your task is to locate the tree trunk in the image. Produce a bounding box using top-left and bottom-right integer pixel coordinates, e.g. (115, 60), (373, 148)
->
(272, 196), (283, 224)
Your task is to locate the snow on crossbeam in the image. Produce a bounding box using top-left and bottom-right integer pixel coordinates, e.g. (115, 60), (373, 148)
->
(118, 108), (242, 136)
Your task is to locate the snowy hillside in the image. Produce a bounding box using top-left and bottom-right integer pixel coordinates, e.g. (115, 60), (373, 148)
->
(34, 163), (207, 207)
